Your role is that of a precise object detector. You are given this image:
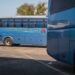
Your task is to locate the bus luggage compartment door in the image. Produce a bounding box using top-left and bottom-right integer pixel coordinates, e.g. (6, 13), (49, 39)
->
(47, 30), (59, 59)
(58, 29), (70, 64)
(47, 29), (70, 64)
(69, 29), (75, 65)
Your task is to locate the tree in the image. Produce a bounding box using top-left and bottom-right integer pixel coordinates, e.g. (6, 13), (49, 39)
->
(35, 3), (47, 15)
(17, 3), (35, 15)
(16, 2), (47, 16)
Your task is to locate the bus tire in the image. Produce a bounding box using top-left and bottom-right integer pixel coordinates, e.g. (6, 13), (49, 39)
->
(3, 37), (13, 46)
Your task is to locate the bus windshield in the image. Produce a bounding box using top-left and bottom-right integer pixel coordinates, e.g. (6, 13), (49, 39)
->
(50, 0), (75, 14)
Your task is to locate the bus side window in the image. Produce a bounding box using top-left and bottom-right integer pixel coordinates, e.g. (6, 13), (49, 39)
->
(0, 19), (2, 27)
(29, 19), (36, 28)
(36, 19), (43, 28)
(35, 19), (40, 28)
(2, 19), (8, 27)
(34, 19), (38, 28)
(42, 19), (47, 28)
(21, 19), (23, 27)
(23, 18), (29, 28)
(50, 0), (75, 14)
(35, 21), (37, 28)
(7, 19), (14, 27)
(14, 18), (22, 27)
(13, 19), (16, 28)
(27, 19), (31, 28)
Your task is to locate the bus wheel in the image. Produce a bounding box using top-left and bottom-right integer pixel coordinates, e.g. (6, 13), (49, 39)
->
(4, 38), (13, 46)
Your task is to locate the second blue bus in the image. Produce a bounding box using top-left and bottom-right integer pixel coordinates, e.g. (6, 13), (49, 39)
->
(0, 16), (47, 46)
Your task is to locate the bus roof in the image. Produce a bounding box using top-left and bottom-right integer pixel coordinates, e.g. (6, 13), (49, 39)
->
(0, 16), (47, 19)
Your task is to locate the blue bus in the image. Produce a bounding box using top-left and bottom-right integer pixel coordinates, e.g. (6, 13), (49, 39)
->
(0, 16), (47, 46)
(47, 0), (75, 66)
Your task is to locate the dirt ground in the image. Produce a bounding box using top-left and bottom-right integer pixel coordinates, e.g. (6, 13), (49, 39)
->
(0, 45), (55, 61)
(0, 45), (72, 75)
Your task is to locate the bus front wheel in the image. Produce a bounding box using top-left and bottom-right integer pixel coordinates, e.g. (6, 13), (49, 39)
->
(4, 38), (13, 46)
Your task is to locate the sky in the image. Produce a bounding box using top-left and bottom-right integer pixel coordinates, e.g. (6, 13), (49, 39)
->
(0, 0), (48, 17)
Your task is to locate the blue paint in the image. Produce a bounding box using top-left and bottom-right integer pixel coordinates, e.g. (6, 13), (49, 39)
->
(48, 0), (75, 65)
(0, 17), (47, 46)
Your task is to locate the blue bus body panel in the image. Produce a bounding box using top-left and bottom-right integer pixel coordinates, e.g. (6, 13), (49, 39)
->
(0, 28), (47, 46)
(48, 29), (74, 65)
(48, 0), (75, 65)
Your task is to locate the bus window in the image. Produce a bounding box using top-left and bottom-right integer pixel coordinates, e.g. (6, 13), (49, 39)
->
(29, 18), (36, 28)
(35, 19), (40, 28)
(36, 19), (45, 28)
(2, 19), (8, 27)
(8, 19), (14, 27)
(50, 0), (75, 14)
(42, 19), (47, 28)
(22, 18), (29, 28)
(14, 18), (22, 27)
(0, 19), (2, 27)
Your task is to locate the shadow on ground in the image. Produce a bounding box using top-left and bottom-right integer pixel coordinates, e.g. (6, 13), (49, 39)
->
(0, 44), (46, 48)
(0, 57), (64, 75)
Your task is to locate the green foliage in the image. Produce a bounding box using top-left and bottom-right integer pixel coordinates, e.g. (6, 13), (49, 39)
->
(17, 2), (47, 16)
(17, 4), (35, 15)
(35, 3), (47, 15)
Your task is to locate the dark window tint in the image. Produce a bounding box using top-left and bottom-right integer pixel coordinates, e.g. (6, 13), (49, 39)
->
(0, 18), (47, 28)
(1, 19), (8, 27)
(36, 19), (43, 28)
(36, 18), (47, 28)
(8, 19), (14, 27)
(22, 18), (29, 28)
(0, 19), (2, 27)
(29, 18), (37, 28)
(14, 19), (22, 27)
(24, 18), (47, 28)
(50, 0), (75, 14)
(42, 19), (47, 28)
